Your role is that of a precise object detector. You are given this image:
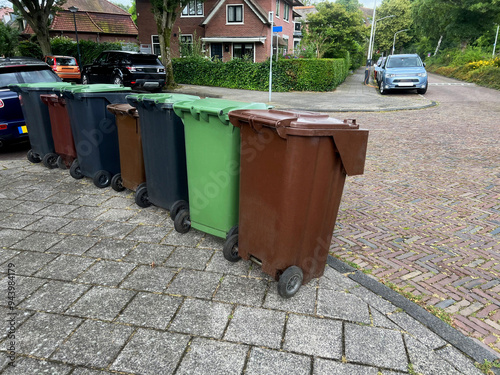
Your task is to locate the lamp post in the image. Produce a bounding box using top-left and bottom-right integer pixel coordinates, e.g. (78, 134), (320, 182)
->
(365, 0), (377, 83)
(493, 24), (499, 58)
(68, 6), (82, 70)
(370, 15), (396, 61)
(392, 29), (409, 55)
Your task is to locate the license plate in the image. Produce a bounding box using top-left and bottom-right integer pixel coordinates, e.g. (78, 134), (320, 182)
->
(18, 125), (28, 134)
(398, 82), (414, 87)
(143, 82), (159, 88)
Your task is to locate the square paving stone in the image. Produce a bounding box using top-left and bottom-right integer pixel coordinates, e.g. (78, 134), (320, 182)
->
(2, 275), (46, 303)
(0, 249), (20, 265)
(435, 345), (484, 375)
(317, 289), (370, 324)
(387, 312), (446, 350)
(164, 246), (214, 270)
(214, 275), (267, 306)
(263, 284), (317, 315)
(19, 280), (90, 313)
(345, 323), (408, 371)
(246, 347), (311, 375)
(44, 192), (80, 204)
(15, 312), (82, 357)
(0, 214), (42, 229)
(371, 309), (401, 330)
(64, 206), (108, 220)
(36, 203), (79, 217)
(205, 252), (250, 276)
(89, 222), (137, 239)
(0, 229), (32, 248)
(58, 220), (103, 236)
(71, 369), (115, 375)
(77, 260), (136, 286)
(161, 229), (204, 247)
(111, 329), (189, 375)
(100, 196), (136, 209)
(170, 298), (231, 338)
(319, 266), (364, 291)
(35, 255), (95, 281)
(198, 234), (226, 249)
(117, 292), (182, 329)
(52, 320), (134, 368)
(47, 235), (99, 255)
(24, 216), (73, 233)
(84, 238), (136, 260)
(123, 243), (175, 265)
(66, 286), (136, 320)
(0, 307), (32, 340)
(7, 201), (50, 214)
(71, 194), (109, 207)
(5, 251), (58, 276)
(176, 337), (247, 375)
(0, 199), (20, 211)
(125, 225), (169, 243)
(12, 232), (66, 252)
(2, 357), (72, 375)
(313, 358), (379, 375)
(283, 314), (342, 359)
(120, 265), (176, 292)
(20, 189), (57, 201)
(126, 209), (168, 226)
(96, 208), (138, 222)
(225, 306), (285, 349)
(349, 286), (398, 314)
(166, 269), (222, 299)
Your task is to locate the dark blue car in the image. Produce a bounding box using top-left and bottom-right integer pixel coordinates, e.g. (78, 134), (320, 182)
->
(0, 57), (60, 148)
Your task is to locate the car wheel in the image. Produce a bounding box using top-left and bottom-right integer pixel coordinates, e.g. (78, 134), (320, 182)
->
(417, 86), (427, 95)
(380, 83), (389, 95)
(82, 74), (89, 85)
(113, 75), (123, 85)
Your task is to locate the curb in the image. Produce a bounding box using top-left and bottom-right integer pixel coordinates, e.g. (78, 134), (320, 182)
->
(326, 255), (500, 369)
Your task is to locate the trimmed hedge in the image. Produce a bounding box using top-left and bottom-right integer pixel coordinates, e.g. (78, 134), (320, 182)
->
(172, 57), (350, 92)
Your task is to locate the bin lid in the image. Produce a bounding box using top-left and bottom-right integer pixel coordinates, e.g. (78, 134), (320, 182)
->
(107, 103), (139, 118)
(228, 109), (369, 176)
(173, 98), (270, 125)
(40, 94), (60, 105)
(8, 82), (74, 93)
(60, 84), (132, 94)
(126, 93), (200, 110)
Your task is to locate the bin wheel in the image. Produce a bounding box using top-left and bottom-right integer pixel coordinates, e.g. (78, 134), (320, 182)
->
(170, 200), (189, 220)
(223, 234), (240, 262)
(113, 75), (123, 85)
(174, 209), (191, 234)
(69, 159), (84, 179)
(278, 266), (303, 299)
(42, 153), (58, 169)
(135, 185), (151, 208)
(93, 170), (112, 188)
(27, 149), (41, 164)
(111, 173), (126, 192)
(57, 155), (67, 169)
(81, 74), (89, 85)
(226, 225), (239, 240)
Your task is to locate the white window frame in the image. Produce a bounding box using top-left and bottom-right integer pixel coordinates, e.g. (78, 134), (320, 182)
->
(283, 3), (289, 22)
(151, 35), (161, 56)
(227, 4), (244, 24)
(232, 42), (255, 62)
(275, 0), (280, 18)
(179, 34), (194, 57)
(181, 0), (204, 17)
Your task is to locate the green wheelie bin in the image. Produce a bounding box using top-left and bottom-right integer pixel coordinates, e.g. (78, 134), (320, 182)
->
(172, 98), (269, 238)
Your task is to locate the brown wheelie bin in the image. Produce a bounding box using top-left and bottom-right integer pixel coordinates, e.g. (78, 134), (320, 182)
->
(40, 94), (77, 169)
(225, 109), (369, 298)
(106, 103), (146, 194)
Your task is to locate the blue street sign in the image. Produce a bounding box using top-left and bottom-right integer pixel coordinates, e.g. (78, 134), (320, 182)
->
(272, 26), (282, 32)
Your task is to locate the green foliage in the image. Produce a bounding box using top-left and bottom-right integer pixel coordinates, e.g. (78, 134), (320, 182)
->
(0, 22), (19, 57)
(425, 47), (490, 67)
(475, 359), (500, 375)
(374, 0), (413, 55)
(172, 57), (350, 92)
(17, 40), (43, 59)
(50, 36), (122, 65)
(129, 1), (137, 24)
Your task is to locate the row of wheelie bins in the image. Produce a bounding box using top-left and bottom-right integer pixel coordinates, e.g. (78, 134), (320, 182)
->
(8, 81), (369, 298)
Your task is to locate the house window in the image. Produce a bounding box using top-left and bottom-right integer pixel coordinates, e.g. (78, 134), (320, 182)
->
(227, 5), (243, 23)
(181, 0), (203, 16)
(152, 35), (161, 55)
(294, 22), (301, 32)
(180, 34), (193, 56)
(233, 43), (254, 61)
(284, 3), (289, 21)
(276, 0), (280, 17)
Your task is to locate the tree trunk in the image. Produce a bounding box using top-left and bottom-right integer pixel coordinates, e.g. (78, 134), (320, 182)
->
(154, 8), (176, 89)
(433, 35), (443, 56)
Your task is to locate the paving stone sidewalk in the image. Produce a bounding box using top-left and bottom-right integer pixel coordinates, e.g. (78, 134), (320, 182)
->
(0, 159), (495, 374)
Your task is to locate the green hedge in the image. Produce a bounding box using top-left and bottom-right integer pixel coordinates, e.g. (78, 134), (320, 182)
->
(172, 57), (350, 92)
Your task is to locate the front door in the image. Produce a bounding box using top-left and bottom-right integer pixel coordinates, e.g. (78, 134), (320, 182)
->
(211, 43), (223, 60)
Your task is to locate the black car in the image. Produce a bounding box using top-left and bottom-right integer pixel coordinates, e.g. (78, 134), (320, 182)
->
(0, 57), (61, 147)
(81, 51), (166, 92)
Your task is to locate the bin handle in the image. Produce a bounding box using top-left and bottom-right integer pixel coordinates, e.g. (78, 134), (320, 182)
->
(189, 106), (200, 121)
(218, 110), (230, 125)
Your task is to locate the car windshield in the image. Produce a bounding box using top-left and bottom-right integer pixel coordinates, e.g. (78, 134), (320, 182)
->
(386, 57), (422, 68)
(0, 67), (60, 89)
(57, 58), (77, 66)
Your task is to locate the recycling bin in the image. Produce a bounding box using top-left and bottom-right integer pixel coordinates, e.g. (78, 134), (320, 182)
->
(126, 93), (199, 211)
(40, 94), (77, 169)
(172, 98), (269, 238)
(106, 103), (145, 193)
(8, 82), (74, 168)
(61, 84), (132, 188)
(226, 109), (369, 298)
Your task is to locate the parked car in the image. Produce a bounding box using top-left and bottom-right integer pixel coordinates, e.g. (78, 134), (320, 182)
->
(81, 51), (166, 92)
(0, 57), (61, 147)
(44, 55), (81, 82)
(374, 56), (386, 85)
(378, 54), (428, 95)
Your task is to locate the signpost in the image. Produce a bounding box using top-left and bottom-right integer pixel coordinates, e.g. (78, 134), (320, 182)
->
(269, 16), (282, 102)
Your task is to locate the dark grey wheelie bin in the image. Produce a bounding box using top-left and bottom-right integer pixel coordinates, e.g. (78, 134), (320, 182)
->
(61, 84), (132, 188)
(8, 82), (74, 168)
(126, 93), (199, 215)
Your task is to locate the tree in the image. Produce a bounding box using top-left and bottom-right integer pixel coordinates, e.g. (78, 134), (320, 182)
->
(129, 2), (137, 24)
(10, 0), (65, 56)
(110, 2), (129, 12)
(0, 23), (19, 57)
(150, 0), (191, 88)
(336, 0), (362, 12)
(373, 0), (413, 54)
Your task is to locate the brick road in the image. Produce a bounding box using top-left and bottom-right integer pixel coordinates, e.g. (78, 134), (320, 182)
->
(331, 76), (500, 354)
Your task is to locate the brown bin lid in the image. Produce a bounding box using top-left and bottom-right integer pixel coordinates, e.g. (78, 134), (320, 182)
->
(107, 103), (139, 118)
(40, 94), (59, 104)
(228, 109), (369, 176)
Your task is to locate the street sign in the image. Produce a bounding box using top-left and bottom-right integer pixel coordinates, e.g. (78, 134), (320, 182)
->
(272, 26), (282, 33)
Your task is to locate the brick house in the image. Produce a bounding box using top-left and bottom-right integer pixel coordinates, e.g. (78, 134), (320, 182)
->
(137, 0), (302, 62)
(23, 0), (138, 44)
